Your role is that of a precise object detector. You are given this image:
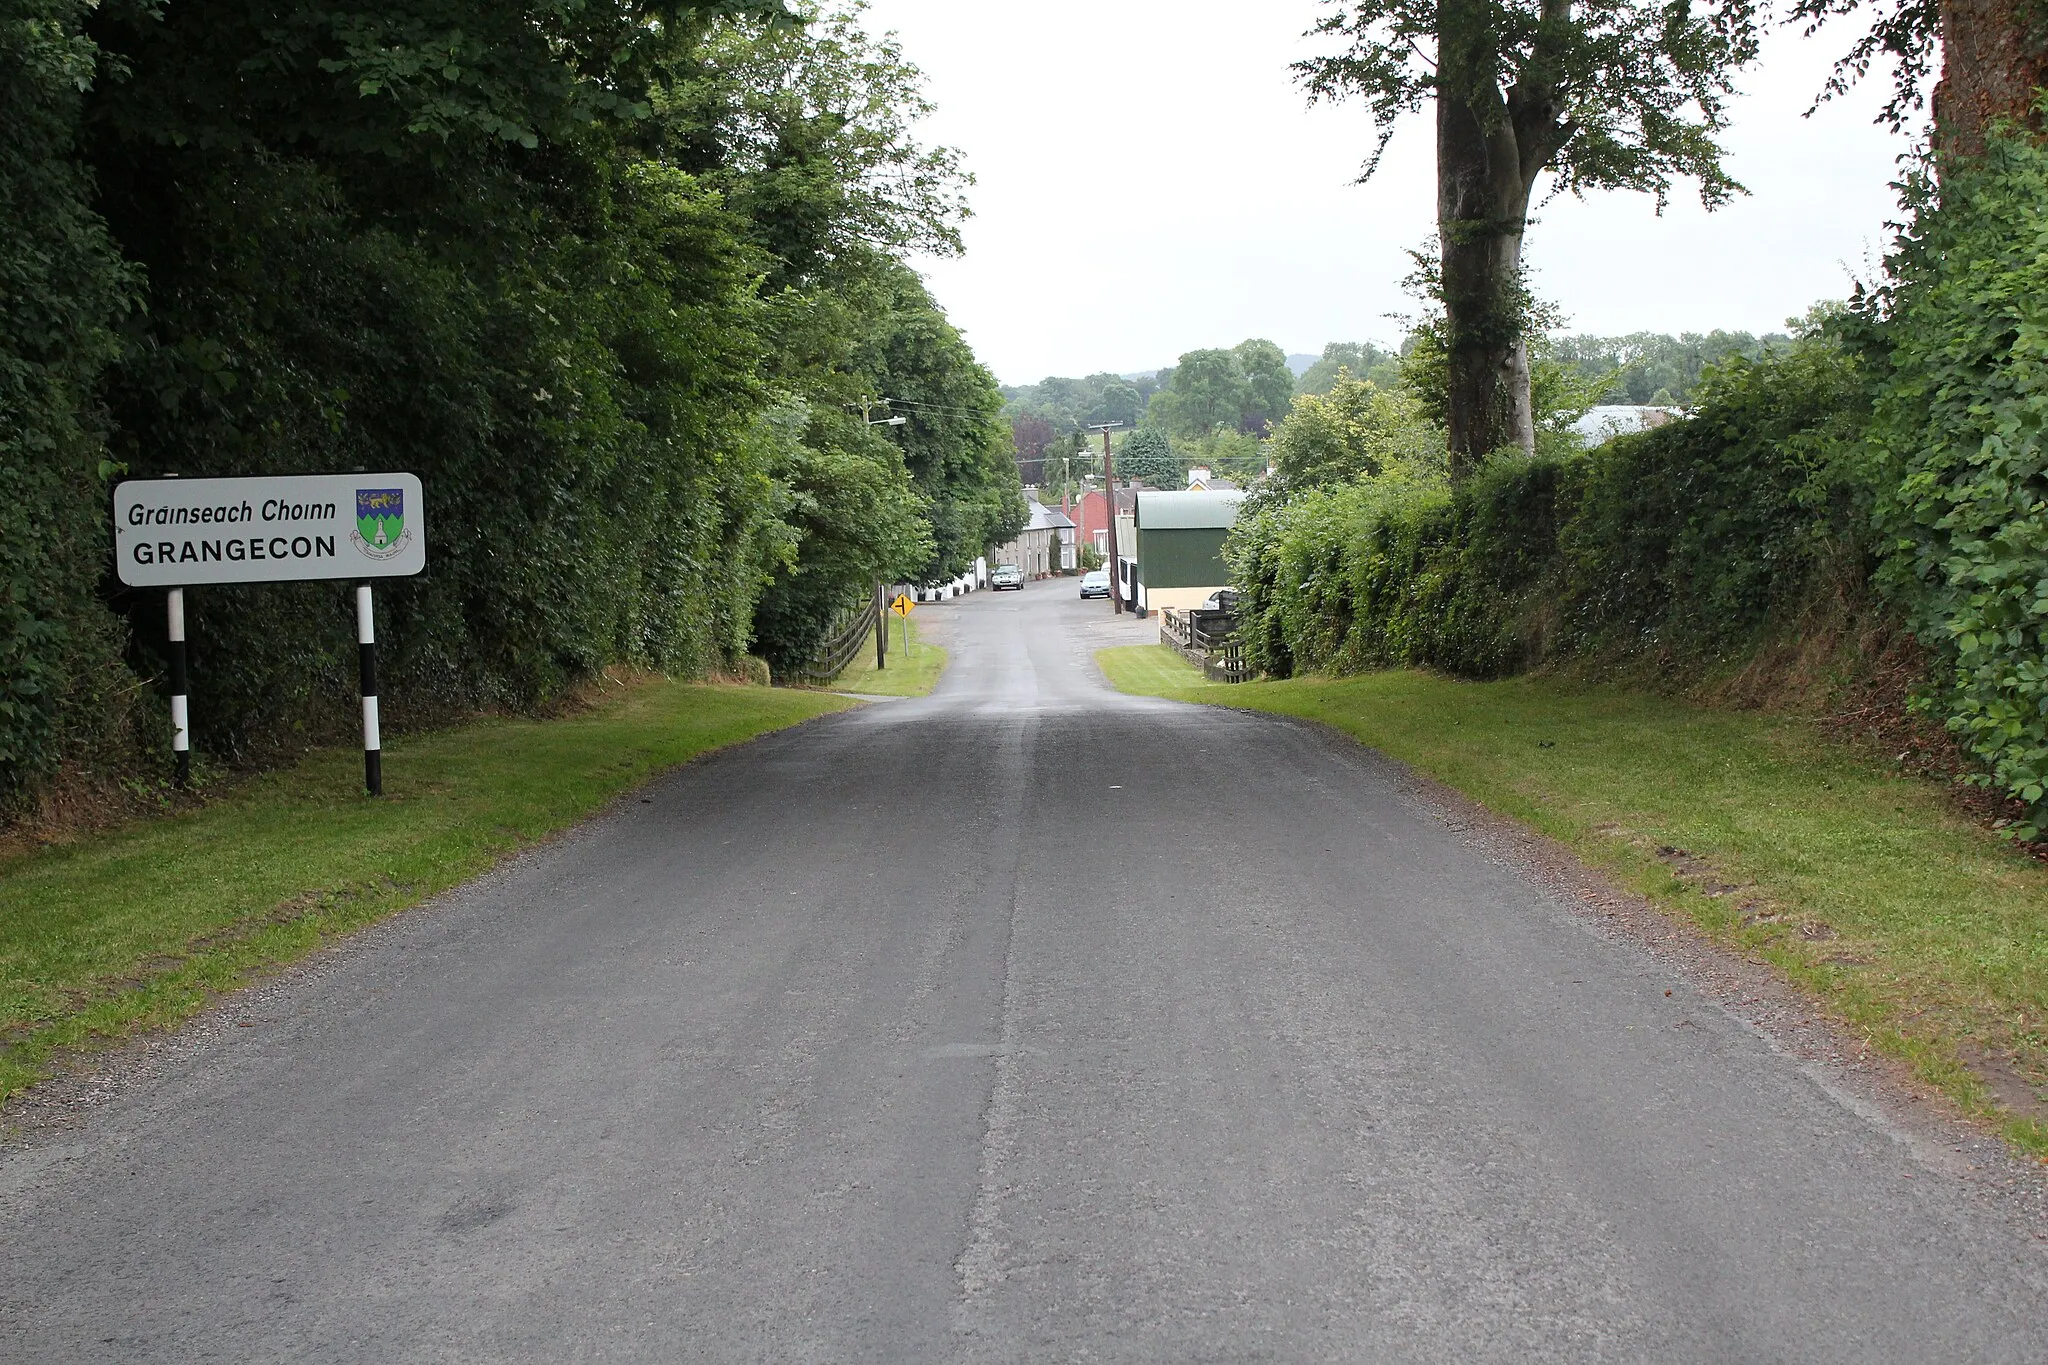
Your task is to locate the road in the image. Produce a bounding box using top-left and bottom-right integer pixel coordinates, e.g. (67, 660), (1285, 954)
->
(3, 579), (2045, 1362)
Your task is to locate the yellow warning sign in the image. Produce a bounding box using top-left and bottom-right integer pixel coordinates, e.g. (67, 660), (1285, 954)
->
(889, 593), (916, 618)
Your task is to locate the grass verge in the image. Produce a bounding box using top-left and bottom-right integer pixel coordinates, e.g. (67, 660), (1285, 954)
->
(1099, 644), (2048, 1157)
(0, 676), (854, 1105)
(832, 613), (946, 697)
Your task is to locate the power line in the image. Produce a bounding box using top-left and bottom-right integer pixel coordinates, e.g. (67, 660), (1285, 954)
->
(876, 396), (1001, 419)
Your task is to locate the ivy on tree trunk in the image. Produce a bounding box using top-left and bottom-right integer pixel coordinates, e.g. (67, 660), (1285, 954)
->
(1435, 0), (1550, 469)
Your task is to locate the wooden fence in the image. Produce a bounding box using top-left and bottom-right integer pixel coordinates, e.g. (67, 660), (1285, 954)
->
(1161, 605), (1252, 683)
(789, 586), (882, 685)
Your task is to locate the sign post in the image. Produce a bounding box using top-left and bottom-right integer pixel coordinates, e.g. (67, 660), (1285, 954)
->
(114, 473), (427, 796)
(167, 588), (190, 788)
(356, 585), (382, 796)
(890, 592), (915, 657)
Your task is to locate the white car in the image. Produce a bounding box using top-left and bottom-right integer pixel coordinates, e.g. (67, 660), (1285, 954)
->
(991, 564), (1023, 590)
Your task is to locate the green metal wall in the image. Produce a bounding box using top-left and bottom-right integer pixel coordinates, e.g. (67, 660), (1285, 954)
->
(1136, 526), (1229, 589)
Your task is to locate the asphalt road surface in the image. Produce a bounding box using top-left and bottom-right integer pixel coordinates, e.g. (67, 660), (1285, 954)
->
(4, 580), (2046, 1362)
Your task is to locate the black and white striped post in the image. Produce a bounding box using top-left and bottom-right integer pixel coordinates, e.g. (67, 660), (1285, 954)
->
(356, 583), (381, 796)
(113, 472), (424, 797)
(167, 587), (191, 788)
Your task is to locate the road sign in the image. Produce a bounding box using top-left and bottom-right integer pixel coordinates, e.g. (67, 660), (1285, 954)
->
(114, 473), (427, 587)
(113, 472), (425, 798)
(890, 593), (915, 618)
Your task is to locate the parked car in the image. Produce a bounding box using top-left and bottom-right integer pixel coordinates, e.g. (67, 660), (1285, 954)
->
(991, 563), (1023, 590)
(1078, 569), (1110, 599)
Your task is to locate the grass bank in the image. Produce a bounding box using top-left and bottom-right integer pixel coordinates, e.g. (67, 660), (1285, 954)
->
(0, 677), (854, 1105)
(832, 612), (946, 697)
(1099, 645), (2048, 1157)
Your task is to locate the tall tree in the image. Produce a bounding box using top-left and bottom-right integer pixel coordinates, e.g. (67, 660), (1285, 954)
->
(2, 0), (135, 801)
(1116, 427), (1182, 486)
(14, 0), (1009, 780)
(1233, 338), (1296, 433)
(1011, 413), (1056, 477)
(1151, 347), (1248, 438)
(1297, 0), (1760, 476)
(1085, 375), (1144, 428)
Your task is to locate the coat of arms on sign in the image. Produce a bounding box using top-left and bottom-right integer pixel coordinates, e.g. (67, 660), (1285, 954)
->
(352, 488), (410, 560)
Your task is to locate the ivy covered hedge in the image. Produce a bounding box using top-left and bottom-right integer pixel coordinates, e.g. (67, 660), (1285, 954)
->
(1229, 336), (1872, 684)
(1863, 135), (2048, 837)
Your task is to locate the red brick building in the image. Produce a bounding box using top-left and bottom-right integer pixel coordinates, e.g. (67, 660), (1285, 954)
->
(1070, 484), (1138, 557)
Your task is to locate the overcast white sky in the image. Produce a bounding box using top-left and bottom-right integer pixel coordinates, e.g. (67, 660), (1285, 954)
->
(854, 0), (1912, 386)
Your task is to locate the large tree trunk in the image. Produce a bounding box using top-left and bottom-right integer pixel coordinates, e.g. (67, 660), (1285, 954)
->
(1438, 13), (1537, 478)
(1934, 0), (2048, 159)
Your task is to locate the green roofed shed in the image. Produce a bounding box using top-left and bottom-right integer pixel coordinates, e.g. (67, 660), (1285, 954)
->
(1131, 490), (1244, 612)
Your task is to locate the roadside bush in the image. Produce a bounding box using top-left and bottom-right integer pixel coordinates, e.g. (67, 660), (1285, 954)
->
(1864, 135), (2048, 836)
(0, 0), (137, 806)
(1557, 333), (1870, 656)
(1230, 335), (1871, 681)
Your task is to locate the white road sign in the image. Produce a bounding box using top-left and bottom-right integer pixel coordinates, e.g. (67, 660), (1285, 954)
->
(114, 473), (427, 587)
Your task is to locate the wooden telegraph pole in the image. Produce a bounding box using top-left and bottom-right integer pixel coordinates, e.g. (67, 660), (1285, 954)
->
(864, 403), (907, 661)
(1088, 422), (1125, 613)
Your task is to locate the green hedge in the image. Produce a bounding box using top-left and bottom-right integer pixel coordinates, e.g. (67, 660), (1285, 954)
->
(1865, 135), (2048, 837)
(1237, 141), (2048, 837)
(0, 0), (137, 798)
(1229, 337), (1871, 684)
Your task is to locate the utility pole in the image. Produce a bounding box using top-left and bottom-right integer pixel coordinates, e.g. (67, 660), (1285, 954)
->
(1088, 422), (1125, 613)
(863, 403), (905, 666)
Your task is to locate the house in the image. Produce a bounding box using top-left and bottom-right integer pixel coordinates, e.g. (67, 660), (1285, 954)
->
(1120, 489), (1244, 615)
(990, 499), (1076, 579)
(1072, 484), (1137, 557)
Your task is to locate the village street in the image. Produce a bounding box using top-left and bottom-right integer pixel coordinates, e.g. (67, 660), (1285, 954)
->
(2, 580), (2045, 1362)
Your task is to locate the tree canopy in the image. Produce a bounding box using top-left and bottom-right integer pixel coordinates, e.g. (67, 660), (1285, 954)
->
(1551, 329), (1788, 405)
(0, 0), (1023, 806)
(1144, 339), (1296, 440)
(1298, 342), (1399, 395)
(1116, 427), (1182, 486)
(1267, 374), (1443, 493)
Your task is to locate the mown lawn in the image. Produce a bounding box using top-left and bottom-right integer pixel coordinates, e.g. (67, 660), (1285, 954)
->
(832, 612), (946, 697)
(0, 678), (853, 1104)
(1099, 644), (2048, 1156)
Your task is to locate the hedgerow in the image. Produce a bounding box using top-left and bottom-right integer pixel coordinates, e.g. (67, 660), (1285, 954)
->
(0, 0), (136, 798)
(1863, 135), (2048, 837)
(1229, 335), (1872, 686)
